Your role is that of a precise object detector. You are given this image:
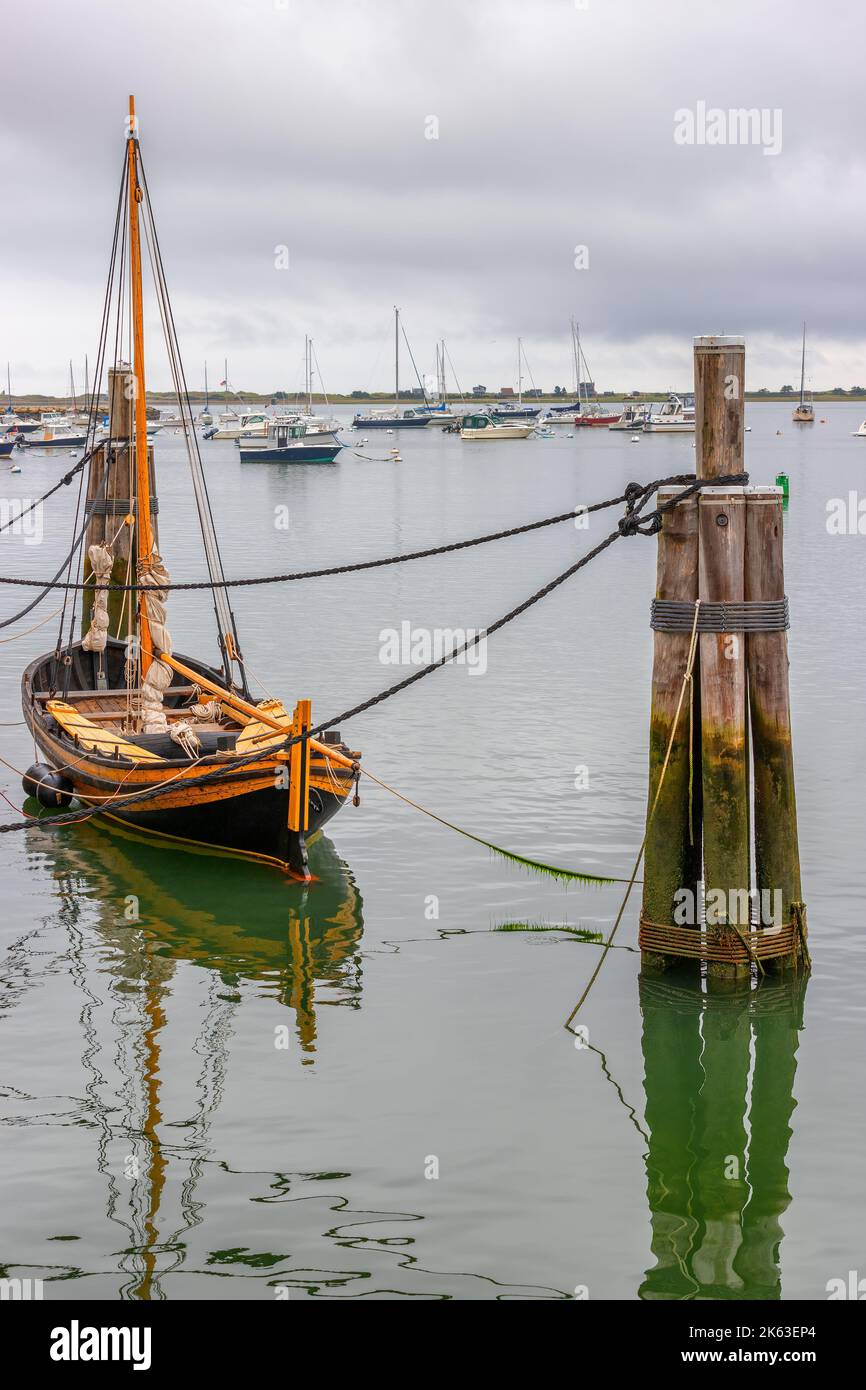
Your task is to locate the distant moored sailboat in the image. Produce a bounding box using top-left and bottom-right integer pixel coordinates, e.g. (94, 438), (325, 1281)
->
(792, 323), (814, 423)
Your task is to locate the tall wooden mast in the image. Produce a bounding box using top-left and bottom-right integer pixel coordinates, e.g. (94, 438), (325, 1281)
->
(127, 96), (154, 676)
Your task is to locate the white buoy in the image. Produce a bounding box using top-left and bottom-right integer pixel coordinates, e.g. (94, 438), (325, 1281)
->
(631, 434), (641, 442)
(11, 465), (22, 474)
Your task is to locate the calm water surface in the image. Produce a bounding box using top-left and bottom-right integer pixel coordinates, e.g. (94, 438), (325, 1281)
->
(1, 403), (864, 1299)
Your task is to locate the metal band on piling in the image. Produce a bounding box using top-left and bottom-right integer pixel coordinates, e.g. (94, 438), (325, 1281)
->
(651, 597), (789, 632)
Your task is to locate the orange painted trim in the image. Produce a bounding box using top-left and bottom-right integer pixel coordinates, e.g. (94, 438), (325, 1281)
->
(127, 95), (153, 677)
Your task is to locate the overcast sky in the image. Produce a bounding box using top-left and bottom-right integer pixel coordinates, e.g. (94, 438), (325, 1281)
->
(2, 0), (864, 395)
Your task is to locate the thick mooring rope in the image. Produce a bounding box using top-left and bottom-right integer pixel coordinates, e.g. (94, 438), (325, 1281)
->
(0, 474), (745, 838)
(0, 472), (747, 595)
(0, 453), (90, 535)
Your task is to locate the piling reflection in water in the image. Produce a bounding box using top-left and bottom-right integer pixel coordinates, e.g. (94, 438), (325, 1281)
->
(639, 972), (807, 1300)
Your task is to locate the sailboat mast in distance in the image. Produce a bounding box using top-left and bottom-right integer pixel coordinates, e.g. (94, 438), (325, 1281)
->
(793, 321), (814, 423)
(394, 306), (400, 403)
(800, 322), (807, 406)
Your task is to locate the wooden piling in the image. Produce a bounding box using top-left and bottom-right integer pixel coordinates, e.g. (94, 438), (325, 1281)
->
(695, 336), (750, 984)
(82, 364), (154, 643)
(745, 487), (803, 970)
(641, 489), (701, 974)
(642, 335), (805, 983)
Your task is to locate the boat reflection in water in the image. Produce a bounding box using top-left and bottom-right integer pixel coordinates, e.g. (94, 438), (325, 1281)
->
(36, 819), (364, 1057)
(25, 821), (362, 1299)
(639, 971), (807, 1301)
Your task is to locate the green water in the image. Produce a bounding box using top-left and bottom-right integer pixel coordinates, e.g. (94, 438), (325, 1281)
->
(0, 404), (863, 1298)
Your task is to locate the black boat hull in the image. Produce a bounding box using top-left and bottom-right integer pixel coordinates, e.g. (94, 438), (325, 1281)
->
(18, 435), (88, 449)
(21, 640), (358, 880)
(238, 444), (341, 463)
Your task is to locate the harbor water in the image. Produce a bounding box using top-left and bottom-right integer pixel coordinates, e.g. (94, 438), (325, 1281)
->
(0, 403), (863, 1299)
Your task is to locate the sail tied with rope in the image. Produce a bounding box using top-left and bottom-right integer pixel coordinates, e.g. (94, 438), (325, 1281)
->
(81, 543), (113, 656)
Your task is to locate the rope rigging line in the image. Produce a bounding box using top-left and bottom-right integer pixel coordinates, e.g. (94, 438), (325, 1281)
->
(563, 600), (703, 1033)
(0, 454), (90, 535)
(357, 766), (629, 886)
(52, 146), (131, 697)
(0, 472), (744, 837)
(0, 460), (115, 634)
(136, 146), (248, 692)
(0, 472), (748, 596)
(400, 320), (430, 403)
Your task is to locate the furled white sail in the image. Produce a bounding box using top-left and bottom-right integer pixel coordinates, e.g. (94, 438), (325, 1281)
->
(81, 543), (114, 653)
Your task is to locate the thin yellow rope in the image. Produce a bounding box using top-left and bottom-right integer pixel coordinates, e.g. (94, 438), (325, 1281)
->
(564, 599), (702, 1032)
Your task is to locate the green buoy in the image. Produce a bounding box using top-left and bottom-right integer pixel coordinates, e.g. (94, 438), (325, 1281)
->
(775, 471), (789, 502)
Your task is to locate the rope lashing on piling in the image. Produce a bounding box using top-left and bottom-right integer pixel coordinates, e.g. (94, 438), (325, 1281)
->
(0, 471), (749, 595)
(0, 472), (746, 840)
(651, 597), (790, 632)
(564, 600), (703, 1033)
(637, 916), (798, 964)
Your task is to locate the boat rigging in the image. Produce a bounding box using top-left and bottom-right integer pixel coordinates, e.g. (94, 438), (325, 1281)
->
(20, 98), (360, 881)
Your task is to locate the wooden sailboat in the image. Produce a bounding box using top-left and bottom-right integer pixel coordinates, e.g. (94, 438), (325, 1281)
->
(20, 98), (360, 882)
(792, 322), (814, 423)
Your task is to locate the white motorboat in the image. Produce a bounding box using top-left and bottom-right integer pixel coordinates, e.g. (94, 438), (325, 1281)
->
(238, 420), (342, 464)
(459, 411), (534, 440)
(644, 393), (696, 433)
(281, 411), (342, 445)
(610, 402), (651, 430)
(209, 409), (263, 440)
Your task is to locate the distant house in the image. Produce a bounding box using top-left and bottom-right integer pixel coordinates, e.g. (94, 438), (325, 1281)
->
(499, 386), (515, 397)
(524, 388), (543, 398)
(471, 384), (487, 397)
